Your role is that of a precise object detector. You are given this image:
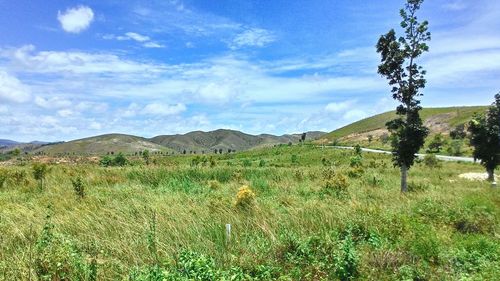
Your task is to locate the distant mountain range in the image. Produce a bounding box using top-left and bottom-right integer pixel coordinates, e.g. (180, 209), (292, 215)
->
(0, 129), (326, 155)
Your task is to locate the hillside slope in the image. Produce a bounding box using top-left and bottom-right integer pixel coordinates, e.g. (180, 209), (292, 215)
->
(150, 129), (325, 153)
(321, 106), (488, 143)
(36, 134), (171, 155)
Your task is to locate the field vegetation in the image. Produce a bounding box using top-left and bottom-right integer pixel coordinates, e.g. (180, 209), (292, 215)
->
(0, 145), (498, 280)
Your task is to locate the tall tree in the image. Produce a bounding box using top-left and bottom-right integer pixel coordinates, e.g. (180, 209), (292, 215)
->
(468, 93), (500, 183)
(376, 0), (430, 192)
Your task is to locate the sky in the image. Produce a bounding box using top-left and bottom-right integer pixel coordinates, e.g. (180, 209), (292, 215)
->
(0, 0), (499, 142)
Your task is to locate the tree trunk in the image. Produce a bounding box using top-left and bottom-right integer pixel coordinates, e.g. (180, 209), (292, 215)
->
(487, 169), (494, 182)
(401, 164), (408, 192)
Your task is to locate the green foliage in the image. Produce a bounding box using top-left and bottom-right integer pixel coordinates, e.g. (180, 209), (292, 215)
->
(71, 176), (85, 199)
(32, 163), (50, 190)
(0, 168), (7, 188)
(423, 154), (440, 168)
(354, 144), (362, 156)
(323, 173), (349, 199)
(427, 133), (447, 153)
(242, 159), (252, 167)
(335, 233), (359, 281)
(100, 153), (128, 167)
(142, 149), (150, 165)
(450, 124), (467, 139)
(468, 93), (500, 180)
(349, 155), (363, 167)
(377, 0), (430, 191)
(35, 211), (98, 281)
(447, 139), (464, 156)
(258, 159), (266, 167)
(291, 154), (298, 164)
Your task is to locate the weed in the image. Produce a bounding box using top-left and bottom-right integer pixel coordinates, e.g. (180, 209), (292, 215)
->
(234, 185), (256, 210)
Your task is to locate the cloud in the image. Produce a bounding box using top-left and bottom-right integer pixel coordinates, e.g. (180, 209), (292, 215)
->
(2, 45), (164, 74)
(229, 28), (275, 49)
(142, 103), (187, 116)
(35, 96), (71, 109)
(443, 1), (467, 11)
(102, 32), (165, 48)
(57, 6), (94, 33)
(57, 109), (74, 117)
(124, 32), (150, 42)
(143, 42), (165, 48)
(0, 70), (31, 103)
(343, 109), (367, 121)
(325, 100), (356, 113)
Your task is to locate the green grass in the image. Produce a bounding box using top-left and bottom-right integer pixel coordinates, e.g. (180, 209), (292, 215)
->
(324, 106), (488, 140)
(0, 145), (498, 280)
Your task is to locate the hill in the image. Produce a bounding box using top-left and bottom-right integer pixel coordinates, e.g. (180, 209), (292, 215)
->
(0, 139), (20, 147)
(150, 129), (325, 153)
(32, 130), (326, 156)
(35, 134), (171, 155)
(320, 106), (488, 143)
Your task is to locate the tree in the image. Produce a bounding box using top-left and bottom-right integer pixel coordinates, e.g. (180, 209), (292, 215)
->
(301, 133), (307, 144)
(427, 133), (446, 153)
(32, 163), (49, 190)
(367, 135), (373, 143)
(450, 124), (466, 139)
(142, 149), (150, 165)
(376, 0), (431, 192)
(468, 93), (500, 182)
(113, 153), (128, 166)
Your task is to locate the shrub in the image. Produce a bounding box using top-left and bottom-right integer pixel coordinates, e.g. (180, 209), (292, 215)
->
(347, 167), (364, 178)
(208, 180), (221, 190)
(291, 154), (299, 164)
(258, 159), (266, 167)
(11, 169), (28, 186)
(234, 185), (256, 210)
(354, 144), (362, 156)
(0, 169), (7, 188)
(323, 174), (349, 198)
(71, 176), (85, 199)
(113, 153), (128, 166)
(32, 163), (50, 190)
(242, 159), (252, 167)
(349, 156), (363, 167)
(447, 139), (464, 156)
(335, 234), (359, 280)
(423, 154), (440, 168)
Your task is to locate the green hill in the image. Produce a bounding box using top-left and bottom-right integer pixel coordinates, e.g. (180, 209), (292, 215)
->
(322, 106), (488, 141)
(35, 134), (172, 155)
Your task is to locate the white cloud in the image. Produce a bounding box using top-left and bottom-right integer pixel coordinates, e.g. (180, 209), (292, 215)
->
(125, 32), (150, 42)
(343, 109), (368, 121)
(89, 121), (102, 130)
(2, 45), (164, 74)
(230, 28), (275, 49)
(57, 109), (74, 117)
(143, 42), (165, 48)
(0, 105), (8, 114)
(35, 96), (71, 109)
(325, 100), (356, 113)
(57, 6), (94, 33)
(142, 103), (186, 116)
(0, 70), (31, 103)
(443, 1), (467, 11)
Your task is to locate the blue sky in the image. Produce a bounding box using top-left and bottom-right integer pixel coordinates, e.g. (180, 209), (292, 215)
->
(0, 0), (499, 142)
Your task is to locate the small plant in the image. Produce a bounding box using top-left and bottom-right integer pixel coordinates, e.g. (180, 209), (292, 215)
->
(349, 156), (363, 167)
(291, 154), (299, 164)
(142, 149), (150, 165)
(323, 173), (349, 198)
(242, 159), (252, 167)
(423, 154), (440, 168)
(32, 163), (49, 190)
(0, 169), (7, 189)
(347, 166), (364, 178)
(234, 185), (256, 210)
(99, 155), (112, 167)
(354, 144), (362, 156)
(335, 234), (359, 280)
(71, 176), (85, 199)
(208, 180), (221, 190)
(259, 159), (266, 167)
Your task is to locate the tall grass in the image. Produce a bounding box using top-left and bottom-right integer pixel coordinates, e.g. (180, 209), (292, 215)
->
(0, 145), (498, 280)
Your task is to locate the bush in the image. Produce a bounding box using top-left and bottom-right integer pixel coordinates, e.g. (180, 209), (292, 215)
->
(323, 174), (349, 198)
(0, 169), (7, 188)
(32, 163), (50, 190)
(423, 154), (440, 168)
(71, 176), (85, 199)
(291, 154), (299, 164)
(234, 185), (256, 210)
(259, 159), (266, 167)
(242, 159), (252, 167)
(100, 153), (128, 167)
(207, 180), (221, 191)
(347, 167), (364, 178)
(349, 156), (363, 167)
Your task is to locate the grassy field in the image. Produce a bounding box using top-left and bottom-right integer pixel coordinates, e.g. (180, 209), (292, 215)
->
(0, 145), (499, 280)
